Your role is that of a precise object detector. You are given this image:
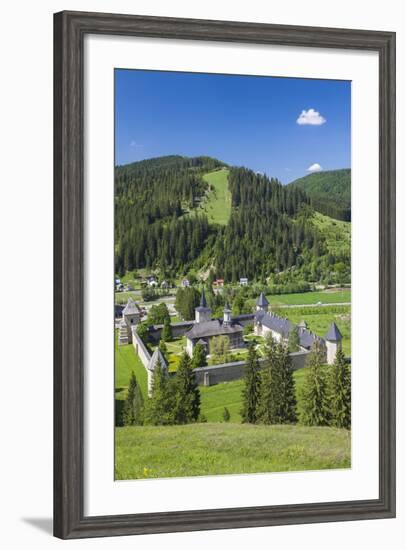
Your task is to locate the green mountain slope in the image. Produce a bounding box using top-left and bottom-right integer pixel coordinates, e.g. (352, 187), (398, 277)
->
(289, 169), (351, 221)
(201, 168), (231, 225)
(311, 212), (351, 256)
(115, 156), (351, 285)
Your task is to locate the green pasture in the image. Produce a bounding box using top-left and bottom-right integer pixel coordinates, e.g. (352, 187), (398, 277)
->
(201, 168), (232, 225)
(265, 289), (351, 306)
(115, 422), (350, 479)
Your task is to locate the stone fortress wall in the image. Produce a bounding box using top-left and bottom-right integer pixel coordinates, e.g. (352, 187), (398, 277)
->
(132, 324), (310, 387)
(132, 328), (152, 368)
(193, 350), (310, 387)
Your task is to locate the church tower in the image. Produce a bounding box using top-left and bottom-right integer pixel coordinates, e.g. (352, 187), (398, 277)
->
(256, 292), (269, 313)
(325, 322), (343, 364)
(223, 303), (232, 326)
(195, 288), (212, 323)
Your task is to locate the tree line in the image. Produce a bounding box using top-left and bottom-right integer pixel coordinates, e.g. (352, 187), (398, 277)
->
(241, 337), (351, 429)
(120, 336), (350, 430)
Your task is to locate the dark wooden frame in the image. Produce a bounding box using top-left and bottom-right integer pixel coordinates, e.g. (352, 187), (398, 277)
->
(54, 10), (396, 539)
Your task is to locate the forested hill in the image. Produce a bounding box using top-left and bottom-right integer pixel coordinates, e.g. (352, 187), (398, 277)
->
(115, 156), (351, 285)
(288, 169), (351, 221)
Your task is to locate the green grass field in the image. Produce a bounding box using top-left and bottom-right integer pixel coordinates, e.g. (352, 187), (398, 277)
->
(281, 305), (351, 356)
(201, 168), (231, 225)
(150, 337), (186, 372)
(115, 333), (148, 401)
(115, 422), (350, 479)
(265, 288), (351, 306)
(311, 211), (351, 256)
(115, 290), (141, 305)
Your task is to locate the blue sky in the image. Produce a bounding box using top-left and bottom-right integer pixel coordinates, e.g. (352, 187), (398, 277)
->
(115, 69), (350, 184)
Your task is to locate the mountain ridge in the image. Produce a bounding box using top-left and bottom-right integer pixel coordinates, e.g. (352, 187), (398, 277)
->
(288, 168), (351, 221)
(114, 156), (350, 286)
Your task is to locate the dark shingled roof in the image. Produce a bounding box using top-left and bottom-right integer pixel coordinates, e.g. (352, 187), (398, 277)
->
(325, 322), (343, 341)
(147, 348), (168, 372)
(255, 311), (321, 350)
(298, 327), (319, 349)
(256, 311), (292, 338)
(185, 319), (243, 340)
(256, 292), (269, 307)
(200, 288), (207, 307)
(123, 298), (140, 315)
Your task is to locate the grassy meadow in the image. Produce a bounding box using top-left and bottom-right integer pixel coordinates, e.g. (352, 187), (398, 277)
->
(115, 422), (350, 479)
(201, 168), (232, 225)
(265, 288), (351, 307)
(311, 211), (351, 256)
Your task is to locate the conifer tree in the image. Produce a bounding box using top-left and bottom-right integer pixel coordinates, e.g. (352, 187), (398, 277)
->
(174, 352), (201, 424)
(158, 339), (168, 360)
(299, 340), (329, 426)
(191, 343), (207, 369)
(123, 372), (144, 426)
(161, 318), (172, 342)
(278, 343), (297, 423)
(222, 407), (230, 422)
(328, 348), (351, 429)
(241, 344), (261, 423)
(258, 335), (282, 424)
(288, 326), (300, 352)
(146, 359), (175, 425)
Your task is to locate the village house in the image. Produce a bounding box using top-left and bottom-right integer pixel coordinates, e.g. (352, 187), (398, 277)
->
(147, 276), (158, 287)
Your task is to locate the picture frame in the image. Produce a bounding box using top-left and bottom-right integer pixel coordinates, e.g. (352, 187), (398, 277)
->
(54, 10), (396, 539)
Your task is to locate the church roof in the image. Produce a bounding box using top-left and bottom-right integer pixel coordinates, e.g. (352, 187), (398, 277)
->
(256, 292), (269, 307)
(325, 322), (343, 341)
(147, 348), (168, 372)
(256, 311), (292, 338)
(200, 288), (208, 307)
(255, 311), (321, 350)
(123, 297), (140, 315)
(185, 319), (243, 340)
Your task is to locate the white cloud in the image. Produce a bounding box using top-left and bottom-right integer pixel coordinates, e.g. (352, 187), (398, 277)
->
(307, 163), (323, 172)
(296, 108), (326, 126)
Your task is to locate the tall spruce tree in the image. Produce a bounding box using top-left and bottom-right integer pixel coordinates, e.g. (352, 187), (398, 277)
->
(174, 352), (200, 424)
(146, 359), (175, 425)
(191, 343), (207, 369)
(258, 335), (282, 424)
(123, 372), (144, 426)
(299, 340), (330, 426)
(161, 318), (172, 342)
(241, 344), (261, 424)
(278, 343), (297, 423)
(328, 348), (351, 429)
(288, 326), (300, 352)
